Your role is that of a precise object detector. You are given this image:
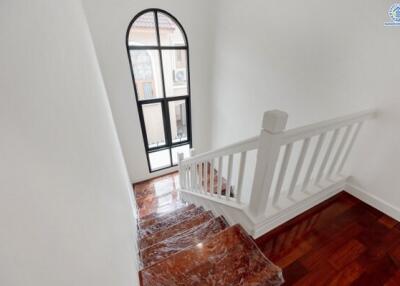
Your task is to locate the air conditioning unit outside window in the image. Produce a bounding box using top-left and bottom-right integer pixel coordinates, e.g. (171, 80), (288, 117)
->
(173, 68), (187, 83)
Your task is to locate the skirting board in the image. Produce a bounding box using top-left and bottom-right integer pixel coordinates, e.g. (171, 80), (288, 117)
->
(345, 183), (400, 222)
(132, 166), (178, 184)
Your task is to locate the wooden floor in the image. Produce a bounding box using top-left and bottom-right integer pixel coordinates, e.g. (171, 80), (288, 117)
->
(134, 173), (400, 285)
(256, 192), (400, 285)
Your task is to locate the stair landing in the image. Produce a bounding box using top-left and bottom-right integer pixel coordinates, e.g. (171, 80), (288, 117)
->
(133, 172), (284, 286)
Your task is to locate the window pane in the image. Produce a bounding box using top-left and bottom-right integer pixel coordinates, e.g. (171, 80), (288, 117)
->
(171, 144), (190, 165)
(158, 12), (186, 46)
(149, 149), (171, 171)
(142, 103), (166, 148)
(162, 50), (188, 97)
(128, 12), (158, 46)
(168, 100), (188, 143)
(130, 50), (163, 100)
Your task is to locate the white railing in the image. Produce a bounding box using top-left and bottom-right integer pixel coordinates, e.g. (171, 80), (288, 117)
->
(248, 109), (374, 217)
(178, 136), (259, 203)
(178, 109), (375, 232)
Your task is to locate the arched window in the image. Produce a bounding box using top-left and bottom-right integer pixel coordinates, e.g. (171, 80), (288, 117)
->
(126, 9), (192, 172)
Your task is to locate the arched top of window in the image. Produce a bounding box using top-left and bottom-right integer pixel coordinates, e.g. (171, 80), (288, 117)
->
(127, 9), (187, 47)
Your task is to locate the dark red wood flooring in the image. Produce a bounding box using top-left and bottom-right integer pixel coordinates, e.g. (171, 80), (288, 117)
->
(255, 191), (400, 285)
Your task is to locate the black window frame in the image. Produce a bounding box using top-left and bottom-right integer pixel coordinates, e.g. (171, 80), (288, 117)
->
(126, 8), (192, 173)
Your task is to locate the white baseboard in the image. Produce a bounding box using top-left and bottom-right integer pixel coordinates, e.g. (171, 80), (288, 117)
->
(132, 166), (178, 184)
(345, 183), (400, 221)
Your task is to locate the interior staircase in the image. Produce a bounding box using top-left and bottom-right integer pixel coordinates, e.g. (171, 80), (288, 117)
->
(134, 173), (284, 286)
(133, 109), (376, 285)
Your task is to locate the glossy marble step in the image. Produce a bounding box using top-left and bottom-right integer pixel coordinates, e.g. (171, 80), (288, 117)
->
(139, 225), (284, 286)
(139, 204), (196, 229)
(133, 183), (163, 201)
(139, 211), (214, 250)
(138, 206), (205, 239)
(133, 172), (179, 201)
(138, 199), (187, 220)
(136, 192), (184, 219)
(135, 191), (175, 209)
(133, 172), (182, 219)
(140, 216), (229, 268)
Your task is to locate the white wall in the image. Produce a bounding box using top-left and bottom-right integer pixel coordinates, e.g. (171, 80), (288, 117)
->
(209, 1), (400, 211)
(80, 0), (400, 215)
(82, 0), (216, 183)
(0, 1), (139, 285)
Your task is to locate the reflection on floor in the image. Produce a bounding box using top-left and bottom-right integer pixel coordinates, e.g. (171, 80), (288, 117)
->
(133, 172), (400, 285)
(134, 172), (182, 218)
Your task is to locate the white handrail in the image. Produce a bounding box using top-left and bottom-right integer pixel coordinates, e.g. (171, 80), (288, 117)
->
(281, 109), (375, 144)
(181, 135), (259, 165)
(179, 108), (376, 222)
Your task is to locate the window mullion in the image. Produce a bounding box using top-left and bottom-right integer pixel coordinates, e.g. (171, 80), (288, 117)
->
(161, 100), (172, 151)
(155, 10), (173, 164)
(185, 98), (192, 145)
(154, 11), (161, 47)
(137, 103), (150, 151)
(128, 46), (188, 50)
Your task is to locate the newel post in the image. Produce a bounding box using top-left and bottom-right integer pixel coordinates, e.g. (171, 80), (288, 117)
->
(249, 110), (288, 218)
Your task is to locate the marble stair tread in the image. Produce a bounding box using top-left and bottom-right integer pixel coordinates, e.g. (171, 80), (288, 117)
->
(133, 173), (179, 201)
(140, 216), (229, 268)
(139, 204), (196, 229)
(139, 225), (284, 286)
(133, 184), (160, 201)
(138, 206), (205, 240)
(239, 265), (284, 286)
(136, 191), (183, 219)
(135, 191), (175, 208)
(139, 211), (214, 250)
(138, 199), (187, 220)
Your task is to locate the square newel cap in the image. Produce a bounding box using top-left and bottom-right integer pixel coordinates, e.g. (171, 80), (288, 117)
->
(262, 110), (288, 133)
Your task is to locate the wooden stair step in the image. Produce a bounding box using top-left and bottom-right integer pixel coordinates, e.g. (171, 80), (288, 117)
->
(138, 206), (205, 239)
(140, 216), (229, 268)
(138, 211), (214, 250)
(139, 204), (196, 229)
(139, 225), (284, 286)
